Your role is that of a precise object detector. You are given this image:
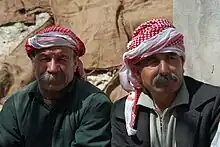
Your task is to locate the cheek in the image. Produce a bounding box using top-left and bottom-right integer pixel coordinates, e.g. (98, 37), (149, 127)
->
(176, 68), (184, 82)
(174, 59), (184, 73)
(33, 63), (47, 76)
(172, 64), (184, 77)
(61, 64), (74, 77)
(140, 67), (157, 86)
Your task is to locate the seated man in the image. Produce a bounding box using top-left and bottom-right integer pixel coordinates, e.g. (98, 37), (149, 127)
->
(0, 26), (112, 147)
(111, 18), (220, 147)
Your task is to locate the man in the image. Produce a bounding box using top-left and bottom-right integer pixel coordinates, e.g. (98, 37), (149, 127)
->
(0, 26), (112, 147)
(111, 18), (220, 147)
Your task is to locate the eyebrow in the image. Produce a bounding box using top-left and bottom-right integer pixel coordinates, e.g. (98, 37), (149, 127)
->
(136, 55), (156, 63)
(167, 52), (178, 56)
(38, 51), (70, 56)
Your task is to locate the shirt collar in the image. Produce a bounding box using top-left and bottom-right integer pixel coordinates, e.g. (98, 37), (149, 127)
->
(28, 77), (77, 108)
(137, 81), (189, 110)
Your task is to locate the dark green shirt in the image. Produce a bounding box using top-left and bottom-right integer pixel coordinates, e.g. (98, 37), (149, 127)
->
(0, 77), (112, 147)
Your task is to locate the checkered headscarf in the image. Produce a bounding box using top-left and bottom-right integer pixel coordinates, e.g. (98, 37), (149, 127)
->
(120, 18), (185, 136)
(124, 18), (184, 67)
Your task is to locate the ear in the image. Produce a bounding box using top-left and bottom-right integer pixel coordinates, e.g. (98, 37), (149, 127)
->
(73, 64), (77, 73)
(31, 58), (36, 67)
(72, 59), (78, 73)
(181, 59), (185, 73)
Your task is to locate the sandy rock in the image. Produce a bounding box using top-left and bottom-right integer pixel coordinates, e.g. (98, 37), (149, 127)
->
(0, 0), (50, 26)
(122, 0), (172, 39)
(51, 0), (172, 70)
(51, 0), (128, 70)
(0, 62), (23, 100)
(87, 71), (115, 90)
(0, 0), (173, 107)
(0, 13), (51, 56)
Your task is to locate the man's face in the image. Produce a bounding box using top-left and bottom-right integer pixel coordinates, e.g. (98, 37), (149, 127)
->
(32, 47), (76, 91)
(135, 52), (184, 94)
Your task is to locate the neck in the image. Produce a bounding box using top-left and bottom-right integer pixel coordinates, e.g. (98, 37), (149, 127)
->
(151, 92), (177, 112)
(39, 88), (65, 100)
(38, 85), (70, 105)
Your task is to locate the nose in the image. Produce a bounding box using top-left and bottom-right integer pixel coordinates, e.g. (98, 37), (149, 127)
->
(47, 58), (59, 73)
(159, 60), (170, 75)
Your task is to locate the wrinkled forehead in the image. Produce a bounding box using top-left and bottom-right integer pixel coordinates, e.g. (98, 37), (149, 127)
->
(147, 52), (181, 58)
(36, 46), (75, 57)
(135, 51), (184, 66)
(142, 46), (185, 61)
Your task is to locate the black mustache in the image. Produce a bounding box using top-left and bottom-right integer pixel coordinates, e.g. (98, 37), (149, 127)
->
(153, 73), (178, 85)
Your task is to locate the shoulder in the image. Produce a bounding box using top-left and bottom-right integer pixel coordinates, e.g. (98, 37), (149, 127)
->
(75, 91), (112, 122)
(87, 92), (112, 108)
(185, 76), (220, 94)
(4, 81), (37, 107)
(75, 78), (104, 95)
(184, 76), (220, 109)
(113, 96), (126, 108)
(1, 81), (37, 118)
(73, 78), (112, 110)
(112, 96), (127, 119)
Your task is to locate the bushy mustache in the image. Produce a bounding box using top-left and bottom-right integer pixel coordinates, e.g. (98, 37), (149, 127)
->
(153, 73), (178, 85)
(39, 72), (57, 82)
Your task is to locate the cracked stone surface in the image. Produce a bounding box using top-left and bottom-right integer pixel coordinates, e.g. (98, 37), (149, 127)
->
(0, 13), (50, 56)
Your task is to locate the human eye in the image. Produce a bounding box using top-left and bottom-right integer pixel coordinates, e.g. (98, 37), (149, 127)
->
(137, 57), (159, 68)
(58, 55), (70, 62)
(168, 53), (178, 60)
(169, 56), (176, 60)
(39, 56), (50, 62)
(148, 59), (159, 67)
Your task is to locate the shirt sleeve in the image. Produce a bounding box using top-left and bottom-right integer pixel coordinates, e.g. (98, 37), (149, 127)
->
(71, 92), (112, 147)
(0, 96), (22, 147)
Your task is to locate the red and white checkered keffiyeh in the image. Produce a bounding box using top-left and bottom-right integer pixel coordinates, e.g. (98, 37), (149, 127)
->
(25, 26), (86, 80)
(119, 18), (185, 135)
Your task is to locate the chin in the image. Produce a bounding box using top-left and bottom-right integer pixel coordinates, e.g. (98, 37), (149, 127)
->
(154, 88), (177, 93)
(154, 83), (181, 93)
(44, 85), (65, 91)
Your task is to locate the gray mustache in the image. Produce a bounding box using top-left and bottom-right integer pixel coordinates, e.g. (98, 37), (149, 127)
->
(153, 73), (178, 85)
(39, 72), (57, 82)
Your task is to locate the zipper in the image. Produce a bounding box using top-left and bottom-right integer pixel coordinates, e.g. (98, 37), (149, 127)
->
(155, 110), (163, 146)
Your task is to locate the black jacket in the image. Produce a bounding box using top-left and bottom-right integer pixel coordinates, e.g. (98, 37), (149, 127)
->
(111, 76), (220, 147)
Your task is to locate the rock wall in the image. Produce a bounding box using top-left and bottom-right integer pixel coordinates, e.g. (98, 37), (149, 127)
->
(0, 0), (172, 106)
(0, 0), (50, 25)
(51, 0), (172, 70)
(0, 0), (172, 70)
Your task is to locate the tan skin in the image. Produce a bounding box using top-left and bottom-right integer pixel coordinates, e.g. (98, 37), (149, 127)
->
(31, 46), (77, 104)
(135, 52), (184, 111)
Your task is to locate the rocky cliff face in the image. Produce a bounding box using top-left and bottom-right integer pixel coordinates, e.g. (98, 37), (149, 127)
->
(0, 0), (172, 70)
(0, 0), (172, 107)
(51, 0), (172, 70)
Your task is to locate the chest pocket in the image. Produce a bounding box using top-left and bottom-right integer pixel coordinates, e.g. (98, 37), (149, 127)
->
(21, 106), (58, 147)
(17, 96), (79, 147)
